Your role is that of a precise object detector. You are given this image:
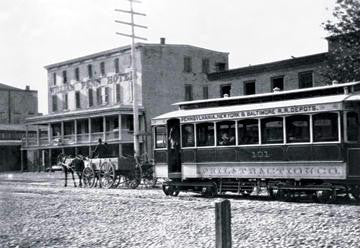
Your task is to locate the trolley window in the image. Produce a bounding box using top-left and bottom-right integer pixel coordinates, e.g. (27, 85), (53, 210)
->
(196, 122), (215, 147)
(182, 124), (195, 147)
(238, 119), (259, 145)
(347, 112), (360, 142)
(313, 113), (339, 142)
(286, 115), (310, 143)
(261, 117), (284, 144)
(155, 126), (167, 148)
(216, 121), (235, 146)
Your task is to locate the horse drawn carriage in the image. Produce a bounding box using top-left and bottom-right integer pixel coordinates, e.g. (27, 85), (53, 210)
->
(58, 153), (157, 189)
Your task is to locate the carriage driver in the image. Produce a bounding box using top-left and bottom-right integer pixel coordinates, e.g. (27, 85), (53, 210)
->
(92, 138), (109, 158)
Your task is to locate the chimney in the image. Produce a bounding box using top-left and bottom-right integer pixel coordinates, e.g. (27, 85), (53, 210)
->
(25, 85), (30, 91)
(160, 37), (166, 45)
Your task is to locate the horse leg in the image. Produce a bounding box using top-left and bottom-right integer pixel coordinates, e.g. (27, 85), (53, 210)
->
(77, 171), (83, 187)
(64, 168), (68, 187)
(71, 170), (77, 187)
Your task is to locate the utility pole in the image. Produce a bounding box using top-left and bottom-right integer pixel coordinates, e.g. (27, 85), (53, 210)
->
(115, 0), (147, 161)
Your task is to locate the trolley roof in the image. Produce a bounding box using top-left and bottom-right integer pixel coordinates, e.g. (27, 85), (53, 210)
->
(174, 81), (360, 110)
(152, 93), (359, 125)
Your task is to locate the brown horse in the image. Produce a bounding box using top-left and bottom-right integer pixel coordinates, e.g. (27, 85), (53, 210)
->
(57, 153), (85, 187)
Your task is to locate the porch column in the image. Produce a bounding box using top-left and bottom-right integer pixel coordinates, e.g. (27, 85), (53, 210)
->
(74, 119), (78, 143)
(21, 150), (24, 172)
(118, 143), (123, 156)
(88, 118), (91, 143)
(118, 114), (122, 140)
(36, 126), (40, 146)
(48, 149), (52, 170)
(103, 116), (106, 142)
(61, 121), (64, 140)
(25, 125), (29, 147)
(47, 123), (51, 144)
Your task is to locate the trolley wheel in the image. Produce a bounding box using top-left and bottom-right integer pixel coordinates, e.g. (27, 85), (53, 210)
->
(268, 188), (277, 198)
(163, 185), (179, 196)
(240, 189), (253, 197)
(349, 186), (360, 201)
(315, 190), (336, 203)
(201, 186), (217, 197)
(99, 161), (116, 189)
(276, 189), (292, 201)
(82, 167), (96, 188)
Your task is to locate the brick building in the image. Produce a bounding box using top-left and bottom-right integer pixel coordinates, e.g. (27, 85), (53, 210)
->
(22, 40), (228, 170)
(0, 83), (38, 172)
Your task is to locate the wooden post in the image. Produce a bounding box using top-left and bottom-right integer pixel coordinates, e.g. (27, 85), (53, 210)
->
(215, 200), (232, 248)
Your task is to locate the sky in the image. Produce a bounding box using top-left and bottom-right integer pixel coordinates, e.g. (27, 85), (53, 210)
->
(0, 0), (337, 114)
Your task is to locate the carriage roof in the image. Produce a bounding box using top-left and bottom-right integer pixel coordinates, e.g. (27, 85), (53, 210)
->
(152, 81), (360, 125)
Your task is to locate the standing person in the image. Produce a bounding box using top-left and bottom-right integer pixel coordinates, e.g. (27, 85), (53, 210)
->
(93, 138), (107, 158)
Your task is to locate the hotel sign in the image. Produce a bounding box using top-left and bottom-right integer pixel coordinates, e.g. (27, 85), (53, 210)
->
(180, 103), (342, 123)
(50, 72), (132, 94)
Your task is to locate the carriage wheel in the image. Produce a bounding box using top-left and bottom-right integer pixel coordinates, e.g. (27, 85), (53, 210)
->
(82, 167), (96, 188)
(142, 177), (158, 188)
(99, 162), (116, 189)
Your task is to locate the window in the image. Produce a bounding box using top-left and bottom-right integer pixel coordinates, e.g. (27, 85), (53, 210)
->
(52, 95), (58, 112)
(299, 71), (313, 89)
(220, 84), (231, 97)
(203, 86), (209, 99)
(96, 87), (102, 105)
(88, 64), (93, 79)
(114, 58), (119, 73)
(53, 73), (57, 85)
(63, 93), (68, 110)
(215, 63), (226, 72)
(184, 56), (192, 73)
(100, 62), (105, 76)
(271, 76), (284, 91)
(104, 87), (109, 104)
(216, 121), (235, 146)
(75, 91), (81, 109)
(62, 70), (67, 84)
(155, 126), (167, 148)
(88, 88), (93, 107)
(116, 84), (121, 103)
(196, 122), (215, 147)
(244, 81), (256, 95)
(313, 113), (339, 142)
(238, 119), (259, 145)
(122, 115), (134, 131)
(261, 117), (284, 144)
(75, 68), (80, 81)
(286, 115), (310, 143)
(185, 84), (193, 101)
(182, 124), (195, 147)
(347, 112), (360, 142)
(202, 58), (209, 73)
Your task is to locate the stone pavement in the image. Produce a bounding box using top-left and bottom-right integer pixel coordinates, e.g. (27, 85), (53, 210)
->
(0, 172), (359, 248)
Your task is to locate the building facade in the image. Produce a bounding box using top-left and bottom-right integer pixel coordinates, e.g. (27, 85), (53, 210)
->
(206, 53), (328, 99)
(0, 84), (38, 172)
(22, 41), (228, 169)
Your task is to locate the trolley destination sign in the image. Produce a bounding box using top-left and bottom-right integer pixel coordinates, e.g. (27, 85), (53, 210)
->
(180, 102), (342, 123)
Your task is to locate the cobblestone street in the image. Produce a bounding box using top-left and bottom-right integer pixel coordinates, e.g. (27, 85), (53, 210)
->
(0, 172), (359, 248)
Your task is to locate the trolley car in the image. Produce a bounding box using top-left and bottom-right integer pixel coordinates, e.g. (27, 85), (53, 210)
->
(152, 81), (360, 202)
